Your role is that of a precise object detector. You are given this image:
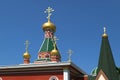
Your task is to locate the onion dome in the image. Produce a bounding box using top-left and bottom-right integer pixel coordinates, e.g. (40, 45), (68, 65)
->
(102, 32), (108, 37)
(51, 49), (59, 56)
(42, 20), (56, 32)
(43, 7), (56, 32)
(102, 27), (108, 37)
(23, 51), (31, 59)
(51, 43), (59, 56)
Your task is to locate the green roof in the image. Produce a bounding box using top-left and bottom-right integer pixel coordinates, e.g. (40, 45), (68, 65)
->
(39, 38), (54, 52)
(97, 36), (119, 80)
(88, 76), (96, 80)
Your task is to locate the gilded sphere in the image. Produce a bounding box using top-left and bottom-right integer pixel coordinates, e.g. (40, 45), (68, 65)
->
(51, 49), (59, 56)
(42, 21), (56, 32)
(102, 33), (108, 37)
(23, 52), (31, 59)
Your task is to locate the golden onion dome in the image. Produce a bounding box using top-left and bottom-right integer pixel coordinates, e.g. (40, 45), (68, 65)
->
(23, 51), (31, 59)
(42, 20), (56, 32)
(51, 48), (59, 56)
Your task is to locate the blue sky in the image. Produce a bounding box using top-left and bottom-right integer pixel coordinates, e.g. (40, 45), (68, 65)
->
(0, 0), (120, 74)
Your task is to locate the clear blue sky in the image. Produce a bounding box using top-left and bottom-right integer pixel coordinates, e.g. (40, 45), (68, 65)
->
(0, 0), (120, 74)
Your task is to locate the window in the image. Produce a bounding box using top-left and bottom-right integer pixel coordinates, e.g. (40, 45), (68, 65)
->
(49, 76), (59, 80)
(46, 54), (50, 58)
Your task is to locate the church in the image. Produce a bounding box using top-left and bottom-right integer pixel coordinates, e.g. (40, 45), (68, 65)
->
(0, 7), (119, 80)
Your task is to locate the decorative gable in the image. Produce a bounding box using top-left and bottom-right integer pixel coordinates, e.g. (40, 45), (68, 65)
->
(96, 69), (108, 80)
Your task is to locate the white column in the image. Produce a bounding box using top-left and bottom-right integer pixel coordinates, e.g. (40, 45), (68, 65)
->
(63, 68), (70, 80)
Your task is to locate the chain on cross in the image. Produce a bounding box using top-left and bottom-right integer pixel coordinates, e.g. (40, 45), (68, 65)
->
(44, 7), (54, 21)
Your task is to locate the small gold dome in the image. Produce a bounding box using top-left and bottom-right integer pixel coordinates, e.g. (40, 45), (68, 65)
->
(51, 49), (59, 56)
(102, 33), (108, 37)
(42, 20), (56, 32)
(23, 52), (31, 59)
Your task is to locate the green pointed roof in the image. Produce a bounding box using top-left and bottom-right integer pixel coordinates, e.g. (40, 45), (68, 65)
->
(39, 38), (54, 52)
(97, 32), (119, 80)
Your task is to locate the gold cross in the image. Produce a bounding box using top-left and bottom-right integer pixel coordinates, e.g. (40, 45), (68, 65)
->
(44, 7), (54, 21)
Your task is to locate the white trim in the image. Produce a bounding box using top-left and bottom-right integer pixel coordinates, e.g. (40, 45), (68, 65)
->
(49, 76), (59, 80)
(0, 62), (86, 75)
(38, 38), (46, 52)
(47, 38), (49, 51)
(63, 68), (70, 80)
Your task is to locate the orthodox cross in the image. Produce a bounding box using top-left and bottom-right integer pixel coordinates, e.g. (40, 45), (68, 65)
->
(103, 27), (106, 34)
(52, 36), (59, 49)
(67, 49), (73, 62)
(44, 7), (54, 21)
(53, 36), (59, 43)
(25, 40), (30, 52)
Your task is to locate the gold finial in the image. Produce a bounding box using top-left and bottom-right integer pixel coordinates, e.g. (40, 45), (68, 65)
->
(51, 36), (60, 56)
(42, 7), (56, 32)
(44, 7), (54, 21)
(23, 40), (31, 59)
(51, 42), (59, 56)
(102, 27), (108, 37)
(25, 40), (30, 52)
(67, 49), (73, 62)
(53, 42), (56, 50)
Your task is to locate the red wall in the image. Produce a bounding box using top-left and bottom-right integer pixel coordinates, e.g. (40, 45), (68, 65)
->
(0, 72), (63, 80)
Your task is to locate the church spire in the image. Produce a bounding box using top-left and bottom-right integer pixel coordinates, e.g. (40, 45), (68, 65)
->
(97, 27), (119, 80)
(34, 7), (61, 63)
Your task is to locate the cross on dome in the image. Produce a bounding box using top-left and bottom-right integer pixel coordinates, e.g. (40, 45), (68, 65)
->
(25, 40), (30, 52)
(53, 36), (59, 43)
(102, 27), (108, 37)
(67, 49), (73, 62)
(104, 27), (106, 34)
(44, 7), (54, 21)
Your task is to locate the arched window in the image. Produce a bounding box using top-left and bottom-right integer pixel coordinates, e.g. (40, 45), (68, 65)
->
(49, 76), (59, 80)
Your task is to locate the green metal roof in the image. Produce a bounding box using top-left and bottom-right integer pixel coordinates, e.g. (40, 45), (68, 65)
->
(97, 36), (119, 80)
(39, 38), (54, 52)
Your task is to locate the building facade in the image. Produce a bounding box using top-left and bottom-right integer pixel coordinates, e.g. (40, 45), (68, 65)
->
(0, 7), (120, 80)
(0, 7), (87, 80)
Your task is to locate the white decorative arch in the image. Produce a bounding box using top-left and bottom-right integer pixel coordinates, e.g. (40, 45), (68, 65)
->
(49, 76), (59, 80)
